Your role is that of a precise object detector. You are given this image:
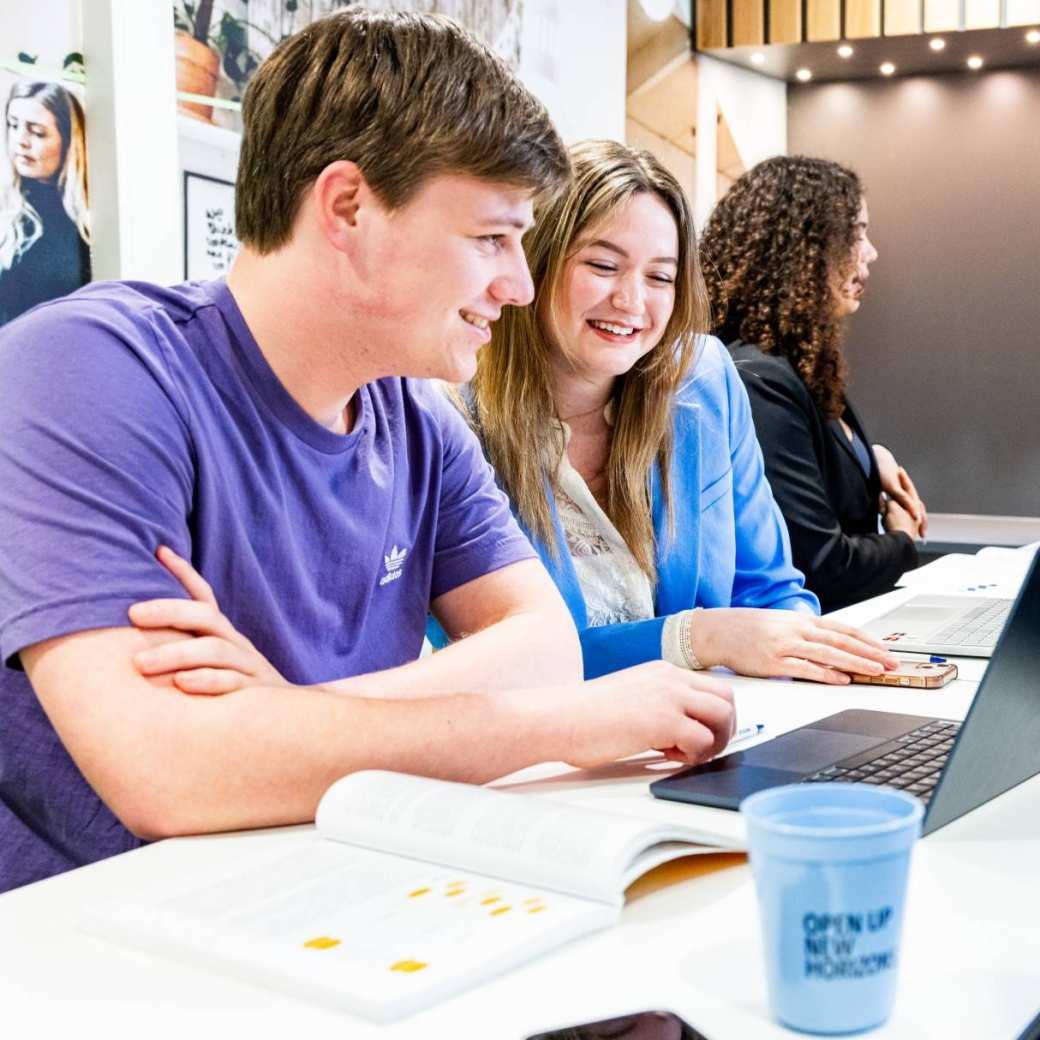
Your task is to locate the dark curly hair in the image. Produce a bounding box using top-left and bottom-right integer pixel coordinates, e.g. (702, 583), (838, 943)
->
(700, 155), (863, 418)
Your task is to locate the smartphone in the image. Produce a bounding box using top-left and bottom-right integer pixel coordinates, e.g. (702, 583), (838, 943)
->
(850, 660), (958, 688)
(525, 1010), (711, 1040)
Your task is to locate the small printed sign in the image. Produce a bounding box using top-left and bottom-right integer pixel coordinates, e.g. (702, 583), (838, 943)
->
(183, 171), (239, 280)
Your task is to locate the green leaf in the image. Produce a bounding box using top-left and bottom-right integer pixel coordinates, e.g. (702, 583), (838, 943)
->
(286, 0), (298, 11)
(215, 11), (262, 89)
(63, 52), (84, 69)
(17, 52), (38, 65)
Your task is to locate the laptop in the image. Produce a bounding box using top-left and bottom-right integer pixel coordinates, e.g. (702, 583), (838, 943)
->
(1018, 1008), (1040, 1040)
(858, 593), (1012, 657)
(651, 551), (1040, 836)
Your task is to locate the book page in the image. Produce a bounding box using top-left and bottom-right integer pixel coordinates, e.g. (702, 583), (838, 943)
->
(316, 771), (718, 903)
(84, 840), (615, 1022)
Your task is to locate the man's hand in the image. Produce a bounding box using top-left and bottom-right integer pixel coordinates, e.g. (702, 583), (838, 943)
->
(546, 660), (736, 769)
(129, 546), (288, 694)
(690, 608), (898, 685)
(873, 444), (927, 538)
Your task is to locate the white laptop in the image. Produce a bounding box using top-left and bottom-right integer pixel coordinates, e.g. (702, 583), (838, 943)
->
(860, 594), (1013, 657)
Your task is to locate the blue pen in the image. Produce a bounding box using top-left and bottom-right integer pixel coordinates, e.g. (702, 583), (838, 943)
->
(895, 652), (947, 664)
(730, 723), (765, 745)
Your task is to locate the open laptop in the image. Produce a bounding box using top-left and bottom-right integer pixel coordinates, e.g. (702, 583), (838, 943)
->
(858, 593), (1013, 657)
(651, 551), (1040, 837)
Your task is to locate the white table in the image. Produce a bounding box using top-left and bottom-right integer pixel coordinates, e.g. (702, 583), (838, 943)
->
(3, 589), (1039, 1039)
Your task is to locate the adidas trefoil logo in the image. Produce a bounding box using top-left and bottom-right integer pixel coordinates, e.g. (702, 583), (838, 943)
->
(379, 545), (409, 587)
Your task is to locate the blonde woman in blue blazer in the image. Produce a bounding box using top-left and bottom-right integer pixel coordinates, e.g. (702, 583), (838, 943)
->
(435, 141), (896, 684)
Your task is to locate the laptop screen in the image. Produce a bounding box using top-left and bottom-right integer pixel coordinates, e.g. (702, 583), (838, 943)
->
(925, 551), (1040, 835)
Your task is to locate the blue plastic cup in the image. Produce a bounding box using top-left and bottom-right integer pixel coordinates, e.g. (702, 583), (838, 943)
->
(740, 783), (923, 1035)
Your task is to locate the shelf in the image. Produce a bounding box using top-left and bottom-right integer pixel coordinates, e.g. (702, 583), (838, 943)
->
(177, 113), (242, 152)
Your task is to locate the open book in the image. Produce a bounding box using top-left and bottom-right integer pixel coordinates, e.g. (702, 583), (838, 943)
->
(83, 770), (740, 1021)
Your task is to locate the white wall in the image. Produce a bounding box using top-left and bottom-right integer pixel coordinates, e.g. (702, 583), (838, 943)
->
(694, 54), (787, 226)
(83, 0), (181, 283)
(518, 0), (627, 144)
(0, 0), (83, 69)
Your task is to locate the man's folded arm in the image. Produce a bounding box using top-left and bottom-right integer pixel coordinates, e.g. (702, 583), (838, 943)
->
(21, 624), (577, 842)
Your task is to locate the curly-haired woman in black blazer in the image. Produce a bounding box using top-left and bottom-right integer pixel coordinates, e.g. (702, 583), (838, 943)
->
(700, 156), (925, 612)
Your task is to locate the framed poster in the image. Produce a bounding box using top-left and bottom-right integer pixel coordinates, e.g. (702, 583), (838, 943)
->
(0, 71), (92, 326)
(183, 171), (239, 280)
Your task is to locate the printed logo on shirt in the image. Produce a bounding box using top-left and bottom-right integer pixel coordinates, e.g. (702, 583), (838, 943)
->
(379, 545), (409, 586)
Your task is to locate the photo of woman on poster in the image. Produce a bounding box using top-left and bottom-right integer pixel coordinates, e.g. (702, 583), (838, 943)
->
(0, 79), (91, 326)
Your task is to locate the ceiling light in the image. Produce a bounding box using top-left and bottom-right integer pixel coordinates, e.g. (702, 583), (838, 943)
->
(751, 51), (766, 65)
(639, 0), (674, 21)
(795, 68), (813, 82)
(929, 37), (946, 51)
(1026, 29), (1040, 44)
(837, 44), (854, 58)
(879, 62), (896, 76)
(966, 54), (984, 69)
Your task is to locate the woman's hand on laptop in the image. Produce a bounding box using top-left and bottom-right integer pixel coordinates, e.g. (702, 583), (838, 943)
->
(128, 545), (288, 694)
(688, 608), (898, 686)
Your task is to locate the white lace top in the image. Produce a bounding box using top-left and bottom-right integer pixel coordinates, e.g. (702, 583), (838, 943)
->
(552, 418), (693, 669)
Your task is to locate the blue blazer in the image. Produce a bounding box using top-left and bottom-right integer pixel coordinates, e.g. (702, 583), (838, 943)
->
(430, 336), (818, 678)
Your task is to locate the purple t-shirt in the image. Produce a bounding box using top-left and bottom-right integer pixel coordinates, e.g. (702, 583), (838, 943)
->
(0, 278), (534, 892)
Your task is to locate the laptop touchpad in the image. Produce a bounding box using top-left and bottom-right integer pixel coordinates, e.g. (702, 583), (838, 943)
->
(890, 606), (960, 625)
(743, 729), (881, 773)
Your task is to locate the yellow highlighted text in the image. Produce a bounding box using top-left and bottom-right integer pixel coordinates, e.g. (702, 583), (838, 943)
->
(390, 959), (429, 973)
(303, 937), (341, 950)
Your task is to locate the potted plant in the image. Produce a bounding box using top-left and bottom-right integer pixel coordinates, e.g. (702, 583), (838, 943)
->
(174, 2), (288, 123)
(174, 1), (221, 122)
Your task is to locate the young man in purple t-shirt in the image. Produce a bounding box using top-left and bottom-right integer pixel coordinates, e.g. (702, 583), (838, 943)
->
(0, 11), (735, 893)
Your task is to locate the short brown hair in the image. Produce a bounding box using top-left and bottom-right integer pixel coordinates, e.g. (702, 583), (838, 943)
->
(235, 9), (570, 252)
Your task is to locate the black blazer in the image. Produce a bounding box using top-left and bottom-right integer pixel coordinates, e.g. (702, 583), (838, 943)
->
(729, 341), (918, 612)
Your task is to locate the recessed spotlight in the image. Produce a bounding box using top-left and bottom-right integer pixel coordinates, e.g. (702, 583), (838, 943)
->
(879, 62), (896, 75)
(751, 51), (766, 65)
(795, 68), (813, 82)
(1026, 28), (1040, 44)
(929, 37), (946, 51)
(837, 44), (854, 58)
(967, 54), (984, 69)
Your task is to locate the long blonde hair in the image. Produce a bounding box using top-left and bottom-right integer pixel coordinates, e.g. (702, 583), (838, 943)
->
(471, 140), (710, 579)
(0, 80), (90, 273)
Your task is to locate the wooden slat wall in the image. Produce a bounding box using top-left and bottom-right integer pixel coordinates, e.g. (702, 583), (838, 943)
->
(923, 0), (960, 31)
(696, 0), (727, 48)
(883, 0), (922, 34)
(694, 0), (1027, 50)
(845, 0), (882, 37)
(768, 0), (803, 41)
(964, 0), (1001, 28)
(732, 0), (766, 45)
(1006, 0), (1040, 26)
(807, 0), (842, 39)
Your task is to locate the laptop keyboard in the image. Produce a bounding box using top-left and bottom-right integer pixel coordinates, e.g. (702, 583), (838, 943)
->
(931, 598), (1010, 647)
(802, 720), (962, 802)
